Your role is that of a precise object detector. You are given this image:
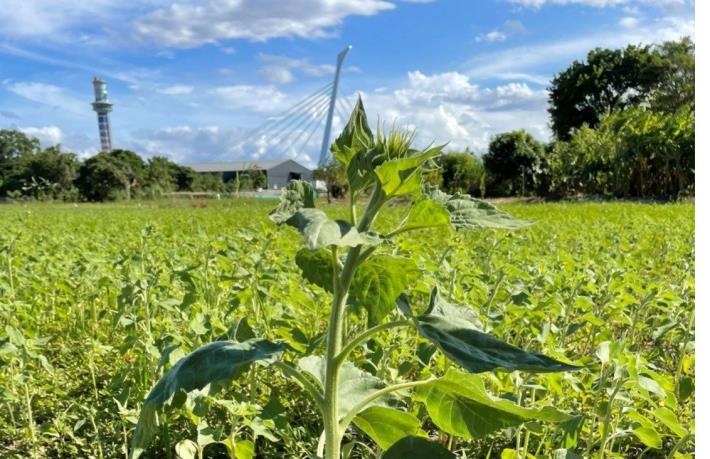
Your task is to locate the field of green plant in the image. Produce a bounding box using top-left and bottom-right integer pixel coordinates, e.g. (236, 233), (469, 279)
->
(0, 198), (694, 458)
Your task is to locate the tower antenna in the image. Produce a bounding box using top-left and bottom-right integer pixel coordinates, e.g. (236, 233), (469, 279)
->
(91, 77), (113, 151)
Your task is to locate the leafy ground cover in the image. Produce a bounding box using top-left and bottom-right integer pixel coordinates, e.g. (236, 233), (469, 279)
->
(0, 199), (694, 458)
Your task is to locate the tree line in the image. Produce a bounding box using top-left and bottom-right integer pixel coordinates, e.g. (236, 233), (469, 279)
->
(320, 37), (694, 200)
(0, 38), (694, 202)
(0, 136), (268, 201)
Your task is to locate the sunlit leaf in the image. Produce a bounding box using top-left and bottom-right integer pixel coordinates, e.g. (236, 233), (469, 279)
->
(375, 147), (443, 198)
(268, 180), (315, 224)
(130, 339), (284, 459)
(414, 369), (573, 439)
(424, 187), (530, 230)
(331, 96), (373, 167)
(285, 208), (381, 250)
(352, 255), (419, 326)
(298, 355), (389, 419)
(353, 406), (421, 449)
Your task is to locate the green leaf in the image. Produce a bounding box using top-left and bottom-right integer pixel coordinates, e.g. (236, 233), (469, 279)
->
(414, 369), (573, 440)
(175, 439), (198, 459)
(295, 248), (333, 292)
(221, 438), (254, 459)
(653, 407), (687, 437)
(399, 288), (580, 373)
(268, 180), (315, 224)
(353, 406), (421, 450)
(298, 355), (389, 418)
(401, 199), (451, 232)
(633, 426), (662, 449)
(130, 339), (284, 459)
(424, 187), (530, 230)
(553, 449), (583, 459)
(352, 255), (419, 326)
(331, 96), (373, 167)
(285, 208), (381, 250)
(375, 147), (443, 198)
(382, 436), (455, 459)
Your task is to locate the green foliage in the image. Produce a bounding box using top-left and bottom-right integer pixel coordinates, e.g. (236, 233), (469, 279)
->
(0, 198), (694, 458)
(382, 436), (455, 458)
(548, 38), (694, 140)
(548, 105), (694, 198)
(483, 130), (545, 196)
(439, 150), (485, 195)
(398, 288), (578, 373)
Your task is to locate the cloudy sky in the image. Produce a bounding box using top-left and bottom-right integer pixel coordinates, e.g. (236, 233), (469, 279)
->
(0, 0), (694, 166)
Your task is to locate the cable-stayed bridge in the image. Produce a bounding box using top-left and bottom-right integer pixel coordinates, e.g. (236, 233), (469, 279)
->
(236, 46), (356, 168)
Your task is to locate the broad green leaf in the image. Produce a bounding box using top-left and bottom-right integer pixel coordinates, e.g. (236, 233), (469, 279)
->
(353, 406), (421, 449)
(424, 187), (530, 230)
(382, 436), (455, 459)
(559, 415), (585, 448)
(221, 439), (255, 459)
(268, 180), (315, 224)
(414, 369), (573, 440)
(401, 199), (451, 232)
(286, 208), (381, 250)
(346, 148), (379, 196)
(352, 255), (419, 326)
(175, 439), (198, 459)
(399, 288), (580, 373)
(297, 355), (389, 418)
(633, 426), (662, 449)
(295, 248), (333, 292)
(375, 147), (443, 198)
(130, 339), (284, 459)
(331, 96), (373, 167)
(653, 407), (687, 437)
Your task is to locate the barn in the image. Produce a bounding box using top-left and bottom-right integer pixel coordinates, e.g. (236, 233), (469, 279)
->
(187, 159), (313, 190)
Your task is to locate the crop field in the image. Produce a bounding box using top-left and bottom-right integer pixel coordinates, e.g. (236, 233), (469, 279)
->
(0, 199), (694, 458)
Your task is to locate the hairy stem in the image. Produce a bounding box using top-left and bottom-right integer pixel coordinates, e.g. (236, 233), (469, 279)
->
(338, 379), (433, 433)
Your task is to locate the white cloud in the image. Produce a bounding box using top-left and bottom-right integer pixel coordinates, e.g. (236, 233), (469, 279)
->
(134, 0), (396, 47)
(4, 81), (86, 114)
(19, 125), (63, 146)
(506, 0), (685, 7)
(475, 20), (526, 43)
(619, 16), (641, 27)
(209, 85), (288, 112)
(356, 70), (550, 152)
(259, 66), (295, 85)
(157, 84), (194, 95)
(466, 15), (693, 82)
(0, 0), (124, 39)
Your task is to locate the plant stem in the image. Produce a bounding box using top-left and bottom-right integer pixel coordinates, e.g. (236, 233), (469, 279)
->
(272, 361), (325, 409)
(335, 320), (411, 366)
(338, 379), (433, 433)
(322, 184), (385, 459)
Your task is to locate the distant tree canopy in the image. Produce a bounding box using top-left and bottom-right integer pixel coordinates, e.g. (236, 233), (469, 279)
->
(439, 151), (485, 196)
(483, 130), (544, 196)
(0, 129), (202, 201)
(548, 37), (694, 140)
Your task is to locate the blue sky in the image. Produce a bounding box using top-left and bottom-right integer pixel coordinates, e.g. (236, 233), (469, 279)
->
(0, 0), (694, 167)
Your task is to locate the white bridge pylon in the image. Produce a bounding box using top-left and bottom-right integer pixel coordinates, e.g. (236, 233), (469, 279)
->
(237, 45), (355, 168)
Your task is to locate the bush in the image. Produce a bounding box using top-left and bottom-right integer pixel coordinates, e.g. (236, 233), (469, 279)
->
(548, 106), (694, 199)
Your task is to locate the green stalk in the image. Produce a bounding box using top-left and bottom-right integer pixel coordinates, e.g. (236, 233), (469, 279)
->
(322, 184), (385, 459)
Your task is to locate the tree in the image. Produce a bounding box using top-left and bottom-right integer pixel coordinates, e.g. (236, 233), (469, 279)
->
(76, 150), (147, 201)
(15, 146), (79, 199)
(547, 40), (693, 139)
(651, 37), (695, 113)
(439, 151), (485, 195)
(314, 160), (348, 199)
(483, 130), (544, 196)
(0, 130), (41, 195)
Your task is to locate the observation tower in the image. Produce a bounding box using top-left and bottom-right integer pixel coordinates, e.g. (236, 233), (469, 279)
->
(91, 77), (113, 151)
